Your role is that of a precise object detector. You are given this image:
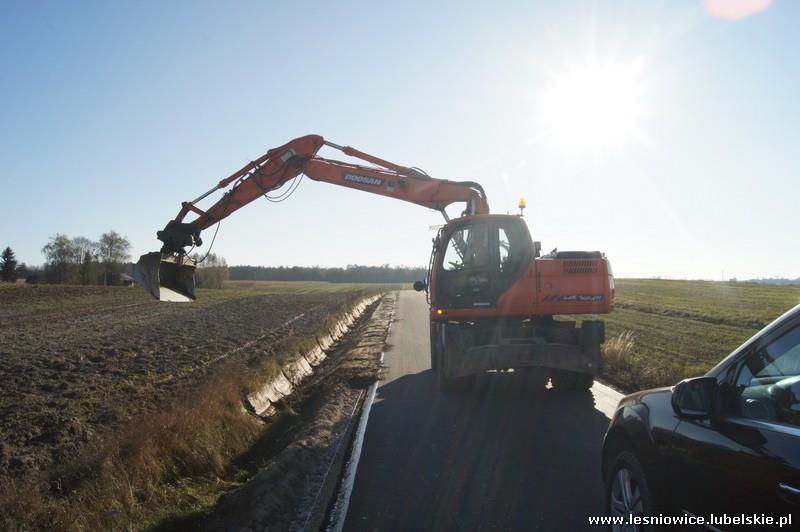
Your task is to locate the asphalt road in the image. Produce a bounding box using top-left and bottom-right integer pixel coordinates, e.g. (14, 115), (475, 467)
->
(343, 291), (624, 531)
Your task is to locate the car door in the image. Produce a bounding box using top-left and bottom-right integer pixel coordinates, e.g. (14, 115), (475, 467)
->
(666, 399), (751, 517)
(715, 321), (800, 516)
(669, 321), (800, 520)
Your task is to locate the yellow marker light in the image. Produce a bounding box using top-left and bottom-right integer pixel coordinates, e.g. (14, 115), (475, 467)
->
(519, 197), (527, 209)
(436, 308), (443, 315)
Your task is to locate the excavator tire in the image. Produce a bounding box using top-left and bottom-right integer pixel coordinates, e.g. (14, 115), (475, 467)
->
(573, 372), (595, 390)
(437, 364), (475, 393)
(552, 370), (594, 392)
(430, 326), (439, 371)
(515, 367), (550, 391)
(437, 326), (475, 394)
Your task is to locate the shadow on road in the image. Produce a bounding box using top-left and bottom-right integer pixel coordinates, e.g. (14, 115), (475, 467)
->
(345, 370), (612, 531)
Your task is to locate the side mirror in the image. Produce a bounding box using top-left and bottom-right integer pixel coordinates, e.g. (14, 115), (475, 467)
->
(672, 376), (718, 419)
(413, 280), (428, 292)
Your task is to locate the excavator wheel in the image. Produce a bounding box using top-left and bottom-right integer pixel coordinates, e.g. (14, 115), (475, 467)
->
(437, 363), (475, 394)
(516, 368), (550, 391)
(573, 372), (595, 390)
(436, 326), (475, 394)
(430, 326), (440, 371)
(552, 370), (594, 392)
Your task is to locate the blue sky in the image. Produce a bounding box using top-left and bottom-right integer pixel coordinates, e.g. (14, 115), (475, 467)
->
(1, 0), (797, 279)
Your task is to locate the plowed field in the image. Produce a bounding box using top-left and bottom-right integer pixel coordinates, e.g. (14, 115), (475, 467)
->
(0, 282), (378, 488)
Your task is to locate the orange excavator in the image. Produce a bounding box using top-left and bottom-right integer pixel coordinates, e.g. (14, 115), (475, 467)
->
(135, 134), (614, 391)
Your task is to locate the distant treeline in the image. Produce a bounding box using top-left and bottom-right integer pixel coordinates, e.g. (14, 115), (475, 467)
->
(3, 232), (134, 285)
(229, 265), (427, 283)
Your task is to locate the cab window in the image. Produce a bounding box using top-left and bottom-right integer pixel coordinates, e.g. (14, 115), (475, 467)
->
(498, 223), (527, 275)
(442, 224), (489, 271)
(499, 227), (510, 272)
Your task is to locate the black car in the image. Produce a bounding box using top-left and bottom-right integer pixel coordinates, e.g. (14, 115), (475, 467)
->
(601, 304), (800, 529)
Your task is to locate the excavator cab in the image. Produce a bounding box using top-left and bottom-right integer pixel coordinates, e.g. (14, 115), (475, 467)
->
(432, 215), (532, 310)
(134, 252), (197, 302)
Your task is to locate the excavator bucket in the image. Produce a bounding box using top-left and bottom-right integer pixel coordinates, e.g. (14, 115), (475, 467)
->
(134, 252), (196, 302)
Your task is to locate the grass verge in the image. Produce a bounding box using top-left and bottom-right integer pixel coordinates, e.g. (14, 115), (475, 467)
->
(598, 279), (800, 392)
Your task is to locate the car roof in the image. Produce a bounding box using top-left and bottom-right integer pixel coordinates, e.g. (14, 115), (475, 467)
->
(707, 302), (800, 377)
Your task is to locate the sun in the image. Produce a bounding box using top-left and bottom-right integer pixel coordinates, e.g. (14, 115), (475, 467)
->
(541, 57), (647, 156)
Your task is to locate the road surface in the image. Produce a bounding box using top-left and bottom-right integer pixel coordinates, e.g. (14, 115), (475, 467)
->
(343, 291), (624, 531)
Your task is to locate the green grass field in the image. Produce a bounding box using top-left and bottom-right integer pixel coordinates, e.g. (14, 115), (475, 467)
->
(599, 279), (800, 392)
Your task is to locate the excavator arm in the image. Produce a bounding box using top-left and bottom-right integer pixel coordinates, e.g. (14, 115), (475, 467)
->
(156, 134), (488, 254)
(136, 134), (489, 301)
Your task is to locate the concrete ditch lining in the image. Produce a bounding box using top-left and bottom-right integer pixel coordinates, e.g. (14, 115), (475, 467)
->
(201, 292), (397, 532)
(244, 294), (384, 418)
(298, 293), (397, 532)
(322, 350), (384, 532)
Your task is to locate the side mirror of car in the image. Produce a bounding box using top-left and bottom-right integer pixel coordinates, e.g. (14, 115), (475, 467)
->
(413, 280), (428, 292)
(672, 376), (718, 419)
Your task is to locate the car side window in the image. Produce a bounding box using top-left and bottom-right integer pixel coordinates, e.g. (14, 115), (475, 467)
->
(730, 324), (800, 427)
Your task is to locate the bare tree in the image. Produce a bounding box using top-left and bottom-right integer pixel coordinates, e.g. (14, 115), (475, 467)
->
(43, 234), (77, 284)
(71, 236), (99, 284)
(15, 262), (29, 280)
(191, 252), (229, 289)
(98, 231), (131, 284)
(71, 237), (98, 264)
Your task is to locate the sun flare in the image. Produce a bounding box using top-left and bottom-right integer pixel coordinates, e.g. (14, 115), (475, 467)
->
(541, 57), (647, 156)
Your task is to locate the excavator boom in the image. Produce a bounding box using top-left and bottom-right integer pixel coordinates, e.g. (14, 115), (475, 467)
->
(135, 135), (489, 300)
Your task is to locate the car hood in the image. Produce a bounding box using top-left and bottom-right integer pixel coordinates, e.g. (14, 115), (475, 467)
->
(619, 386), (673, 409)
